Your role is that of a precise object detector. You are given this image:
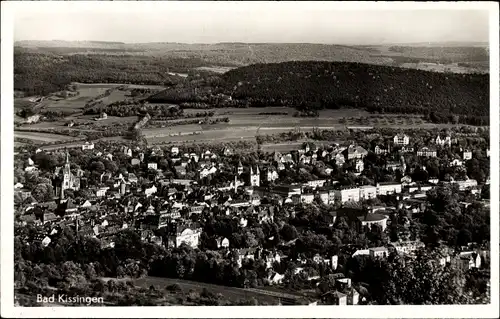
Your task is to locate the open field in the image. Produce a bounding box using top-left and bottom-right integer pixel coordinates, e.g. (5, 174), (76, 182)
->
(14, 131), (77, 143)
(71, 115), (138, 126)
(143, 108), (444, 144)
(195, 66), (236, 73)
(130, 276), (303, 304)
(74, 82), (167, 90)
(100, 90), (129, 104)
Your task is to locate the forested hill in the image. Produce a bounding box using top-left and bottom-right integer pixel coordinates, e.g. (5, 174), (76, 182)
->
(220, 61), (489, 118)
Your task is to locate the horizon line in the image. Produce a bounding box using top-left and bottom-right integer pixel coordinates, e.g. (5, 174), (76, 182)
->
(14, 39), (490, 47)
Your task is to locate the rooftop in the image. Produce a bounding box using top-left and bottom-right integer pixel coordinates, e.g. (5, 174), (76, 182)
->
(358, 213), (387, 222)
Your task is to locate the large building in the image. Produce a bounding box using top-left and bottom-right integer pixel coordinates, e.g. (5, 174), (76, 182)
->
(376, 182), (402, 196)
(250, 166), (260, 187)
(335, 187), (361, 203)
(393, 134), (410, 146)
(435, 135), (452, 147)
(55, 152), (81, 198)
(358, 213), (389, 231)
(344, 145), (368, 160)
(359, 185), (377, 200)
(417, 147), (437, 158)
(167, 222), (202, 248)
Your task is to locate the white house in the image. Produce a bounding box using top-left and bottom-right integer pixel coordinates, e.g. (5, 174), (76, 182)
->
(417, 147), (437, 157)
(124, 148), (133, 157)
(81, 142), (95, 151)
(376, 182), (402, 195)
(449, 158), (464, 167)
(393, 134), (410, 145)
(173, 227), (202, 248)
(369, 247), (389, 258)
(145, 185), (158, 196)
(171, 147), (179, 156)
(318, 190), (336, 205)
(358, 214), (389, 231)
(39, 236), (52, 247)
(307, 179), (327, 189)
(335, 187), (360, 203)
(463, 150), (473, 160)
(300, 193), (314, 204)
(458, 252), (481, 270)
(435, 135), (452, 147)
(266, 168), (279, 182)
(456, 179), (478, 191)
(374, 145), (390, 155)
(355, 159), (364, 174)
(217, 237), (230, 249)
(96, 187), (109, 197)
(359, 185), (377, 200)
(147, 163), (158, 170)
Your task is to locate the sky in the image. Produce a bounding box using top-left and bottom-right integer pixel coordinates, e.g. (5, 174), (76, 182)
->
(12, 2), (491, 45)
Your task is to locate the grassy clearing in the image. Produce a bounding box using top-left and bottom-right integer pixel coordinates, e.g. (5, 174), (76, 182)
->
(100, 90), (129, 105)
(14, 131), (76, 142)
(75, 82), (167, 90)
(130, 276), (294, 305)
(195, 66), (236, 73)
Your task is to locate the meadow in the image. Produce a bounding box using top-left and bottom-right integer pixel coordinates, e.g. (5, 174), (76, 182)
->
(130, 276), (302, 305)
(143, 108), (436, 144)
(14, 131), (76, 143)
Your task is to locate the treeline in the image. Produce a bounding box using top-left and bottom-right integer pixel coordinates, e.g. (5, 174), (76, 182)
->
(152, 111), (215, 120)
(14, 50), (196, 96)
(147, 117), (229, 128)
(84, 102), (184, 118)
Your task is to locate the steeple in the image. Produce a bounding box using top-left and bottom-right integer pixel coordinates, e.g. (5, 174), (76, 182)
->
(237, 160), (243, 175)
(65, 151), (70, 164)
(250, 166), (254, 175)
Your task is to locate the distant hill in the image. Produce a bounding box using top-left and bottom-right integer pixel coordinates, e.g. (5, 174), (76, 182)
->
(14, 40), (489, 73)
(219, 61), (488, 116)
(146, 60), (489, 126)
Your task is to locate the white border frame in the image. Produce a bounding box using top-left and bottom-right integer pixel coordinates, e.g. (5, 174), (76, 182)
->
(1, 1), (499, 318)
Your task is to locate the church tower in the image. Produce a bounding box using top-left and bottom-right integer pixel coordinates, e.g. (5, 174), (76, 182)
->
(237, 160), (243, 175)
(250, 166), (260, 187)
(62, 151), (72, 191)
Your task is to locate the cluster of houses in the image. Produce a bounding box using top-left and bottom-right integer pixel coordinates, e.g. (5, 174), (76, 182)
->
(14, 130), (490, 305)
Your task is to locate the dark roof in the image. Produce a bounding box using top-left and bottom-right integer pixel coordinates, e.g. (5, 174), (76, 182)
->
(358, 213), (387, 222)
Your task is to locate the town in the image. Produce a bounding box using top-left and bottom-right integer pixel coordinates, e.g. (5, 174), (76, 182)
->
(14, 126), (491, 306)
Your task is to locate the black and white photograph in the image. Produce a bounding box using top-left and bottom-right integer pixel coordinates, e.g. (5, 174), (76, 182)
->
(1, 1), (499, 318)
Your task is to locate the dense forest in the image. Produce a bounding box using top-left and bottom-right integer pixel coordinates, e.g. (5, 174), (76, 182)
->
(13, 49), (203, 95)
(15, 50), (490, 125)
(147, 61), (489, 124)
(221, 61), (489, 116)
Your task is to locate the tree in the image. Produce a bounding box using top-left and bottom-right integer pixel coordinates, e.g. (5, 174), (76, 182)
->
(376, 253), (475, 305)
(32, 183), (54, 202)
(90, 161), (106, 173)
(280, 224), (298, 242)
